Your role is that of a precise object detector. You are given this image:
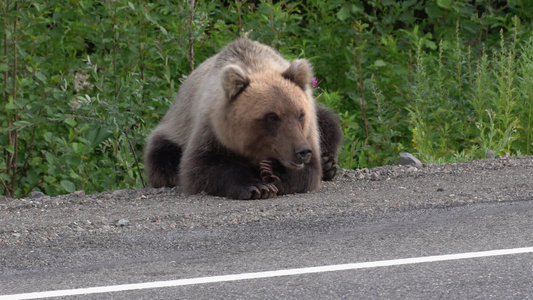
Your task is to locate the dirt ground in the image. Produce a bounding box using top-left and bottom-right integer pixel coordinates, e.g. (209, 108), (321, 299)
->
(1, 156), (532, 248)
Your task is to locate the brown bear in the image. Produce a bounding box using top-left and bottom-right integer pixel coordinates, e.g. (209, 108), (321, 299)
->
(144, 38), (342, 200)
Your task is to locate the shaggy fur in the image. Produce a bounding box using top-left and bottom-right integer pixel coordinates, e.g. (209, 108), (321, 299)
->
(144, 38), (342, 199)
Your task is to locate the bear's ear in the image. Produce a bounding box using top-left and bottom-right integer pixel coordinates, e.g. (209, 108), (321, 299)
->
(221, 64), (250, 101)
(282, 59), (313, 90)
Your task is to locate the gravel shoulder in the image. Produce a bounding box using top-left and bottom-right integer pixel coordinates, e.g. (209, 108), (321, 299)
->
(1, 156), (532, 249)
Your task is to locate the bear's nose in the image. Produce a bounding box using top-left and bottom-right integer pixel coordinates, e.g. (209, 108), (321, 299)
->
(295, 145), (312, 163)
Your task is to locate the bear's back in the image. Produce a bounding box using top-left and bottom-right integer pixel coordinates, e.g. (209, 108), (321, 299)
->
(215, 38), (290, 74)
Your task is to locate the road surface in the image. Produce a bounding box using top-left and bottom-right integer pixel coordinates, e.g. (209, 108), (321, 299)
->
(1, 156), (532, 299)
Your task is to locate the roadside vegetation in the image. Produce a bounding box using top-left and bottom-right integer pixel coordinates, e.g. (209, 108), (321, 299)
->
(1, 0), (532, 197)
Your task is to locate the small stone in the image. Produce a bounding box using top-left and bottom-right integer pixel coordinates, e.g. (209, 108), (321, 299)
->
(112, 189), (127, 197)
(437, 187), (444, 192)
(406, 166), (419, 172)
(12, 233), (21, 238)
(115, 219), (130, 227)
(485, 150), (495, 159)
(30, 191), (46, 199)
(73, 190), (86, 196)
(398, 152), (423, 169)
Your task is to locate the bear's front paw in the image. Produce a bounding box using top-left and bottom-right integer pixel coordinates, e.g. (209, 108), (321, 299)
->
(239, 183), (278, 200)
(260, 159), (281, 184)
(321, 153), (337, 181)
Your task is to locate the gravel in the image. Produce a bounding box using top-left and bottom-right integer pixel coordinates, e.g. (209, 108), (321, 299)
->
(1, 156), (532, 248)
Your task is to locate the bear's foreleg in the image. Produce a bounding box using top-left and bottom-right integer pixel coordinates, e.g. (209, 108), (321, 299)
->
(262, 157), (321, 195)
(144, 135), (183, 188)
(180, 145), (278, 200)
(260, 159), (281, 185)
(316, 105), (343, 181)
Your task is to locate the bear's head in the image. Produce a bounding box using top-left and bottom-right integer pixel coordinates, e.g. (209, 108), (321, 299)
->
(210, 59), (318, 170)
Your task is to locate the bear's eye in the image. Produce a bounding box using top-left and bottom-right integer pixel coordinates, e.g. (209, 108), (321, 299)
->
(299, 112), (305, 122)
(265, 112), (280, 123)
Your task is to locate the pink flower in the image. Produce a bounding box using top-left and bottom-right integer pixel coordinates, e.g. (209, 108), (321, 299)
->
(312, 77), (319, 89)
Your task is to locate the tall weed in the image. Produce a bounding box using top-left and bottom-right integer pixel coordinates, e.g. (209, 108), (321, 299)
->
(1, 0), (532, 197)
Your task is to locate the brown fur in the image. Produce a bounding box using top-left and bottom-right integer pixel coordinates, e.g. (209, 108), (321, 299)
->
(144, 38), (340, 199)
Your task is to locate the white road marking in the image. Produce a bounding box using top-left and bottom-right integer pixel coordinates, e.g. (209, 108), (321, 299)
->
(2, 246), (533, 300)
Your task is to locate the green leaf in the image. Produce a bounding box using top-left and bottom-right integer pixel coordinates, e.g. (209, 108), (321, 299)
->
(337, 7), (350, 21)
(0, 63), (9, 72)
(350, 4), (363, 14)
(44, 175), (56, 184)
(35, 35), (50, 44)
(72, 142), (86, 154)
(5, 145), (14, 154)
(70, 169), (81, 180)
(437, 0), (452, 9)
(60, 180), (76, 193)
(20, 78), (35, 87)
(424, 39), (437, 50)
(426, 4), (443, 19)
(64, 118), (77, 127)
(26, 169), (40, 185)
(5, 102), (17, 110)
(158, 25), (168, 35)
(86, 126), (112, 149)
(13, 120), (31, 127)
(374, 59), (387, 67)
(35, 72), (47, 83)
(0, 172), (9, 182)
(44, 132), (54, 143)
(45, 152), (55, 164)
(402, 0), (417, 9)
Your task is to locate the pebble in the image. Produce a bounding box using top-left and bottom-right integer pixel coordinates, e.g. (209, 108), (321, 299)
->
(30, 191), (46, 199)
(73, 190), (86, 196)
(115, 219), (130, 227)
(112, 190), (128, 197)
(406, 166), (419, 172)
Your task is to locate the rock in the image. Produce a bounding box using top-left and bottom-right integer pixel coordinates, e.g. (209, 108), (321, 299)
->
(115, 219), (130, 227)
(398, 153), (423, 169)
(73, 190), (86, 196)
(112, 189), (128, 197)
(486, 150), (495, 159)
(30, 191), (46, 199)
(406, 166), (419, 172)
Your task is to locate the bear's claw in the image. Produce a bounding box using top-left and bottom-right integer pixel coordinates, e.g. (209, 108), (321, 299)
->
(260, 159), (281, 184)
(321, 153), (337, 181)
(245, 182), (278, 200)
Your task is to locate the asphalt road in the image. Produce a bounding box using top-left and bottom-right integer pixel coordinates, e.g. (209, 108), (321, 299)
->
(1, 156), (532, 299)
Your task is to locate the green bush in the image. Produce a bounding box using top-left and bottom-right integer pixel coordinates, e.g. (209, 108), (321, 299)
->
(1, 0), (532, 197)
